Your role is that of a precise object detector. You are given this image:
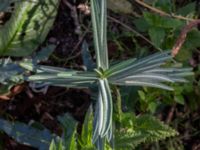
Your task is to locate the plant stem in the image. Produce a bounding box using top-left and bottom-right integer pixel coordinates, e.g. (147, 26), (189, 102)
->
(112, 85), (122, 122)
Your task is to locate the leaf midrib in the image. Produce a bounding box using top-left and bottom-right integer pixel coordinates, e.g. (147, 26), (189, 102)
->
(1, 2), (33, 55)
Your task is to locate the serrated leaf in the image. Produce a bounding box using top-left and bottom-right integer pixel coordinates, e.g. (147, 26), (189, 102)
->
(184, 29), (200, 49)
(148, 27), (165, 48)
(134, 17), (149, 32)
(143, 12), (183, 29)
(0, 0), (59, 56)
(154, 0), (172, 13)
(177, 2), (196, 16)
(115, 114), (178, 149)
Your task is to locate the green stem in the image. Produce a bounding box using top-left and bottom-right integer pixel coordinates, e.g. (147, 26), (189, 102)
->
(112, 85), (122, 122)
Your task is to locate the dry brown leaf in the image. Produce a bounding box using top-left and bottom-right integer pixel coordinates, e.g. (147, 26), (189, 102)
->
(0, 84), (25, 100)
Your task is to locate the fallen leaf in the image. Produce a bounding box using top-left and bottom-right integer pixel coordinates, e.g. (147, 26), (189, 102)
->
(0, 84), (25, 100)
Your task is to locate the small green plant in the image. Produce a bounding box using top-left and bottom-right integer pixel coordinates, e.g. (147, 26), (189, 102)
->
(18, 0), (192, 149)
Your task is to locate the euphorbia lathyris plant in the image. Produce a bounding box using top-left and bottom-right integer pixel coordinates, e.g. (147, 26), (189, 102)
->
(20, 0), (192, 149)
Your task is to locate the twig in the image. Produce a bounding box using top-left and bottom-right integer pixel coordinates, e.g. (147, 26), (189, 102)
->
(113, 85), (122, 122)
(166, 104), (176, 124)
(62, 0), (91, 65)
(172, 20), (200, 57)
(63, 0), (82, 36)
(108, 16), (163, 51)
(134, 0), (200, 57)
(135, 0), (196, 22)
(64, 28), (89, 64)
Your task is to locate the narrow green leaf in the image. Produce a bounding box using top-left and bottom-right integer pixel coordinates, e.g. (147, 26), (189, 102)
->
(119, 73), (175, 83)
(81, 40), (96, 70)
(93, 79), (113, 143)
(91, 0), (101, 67)
(108, 51), (172, 79)
(49, 140), (57, 150)
(105, 58), (137, 76)
(93, 92), (101, 143)
(26, 78), (95, 89)
(19, 62), (72, 73)
(145, 68), (193, 73)
(113, 80), (174, 91)
(99, 79), (113, 138)
(100, 0), (108, 69)
(91, 0), (108, 69)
